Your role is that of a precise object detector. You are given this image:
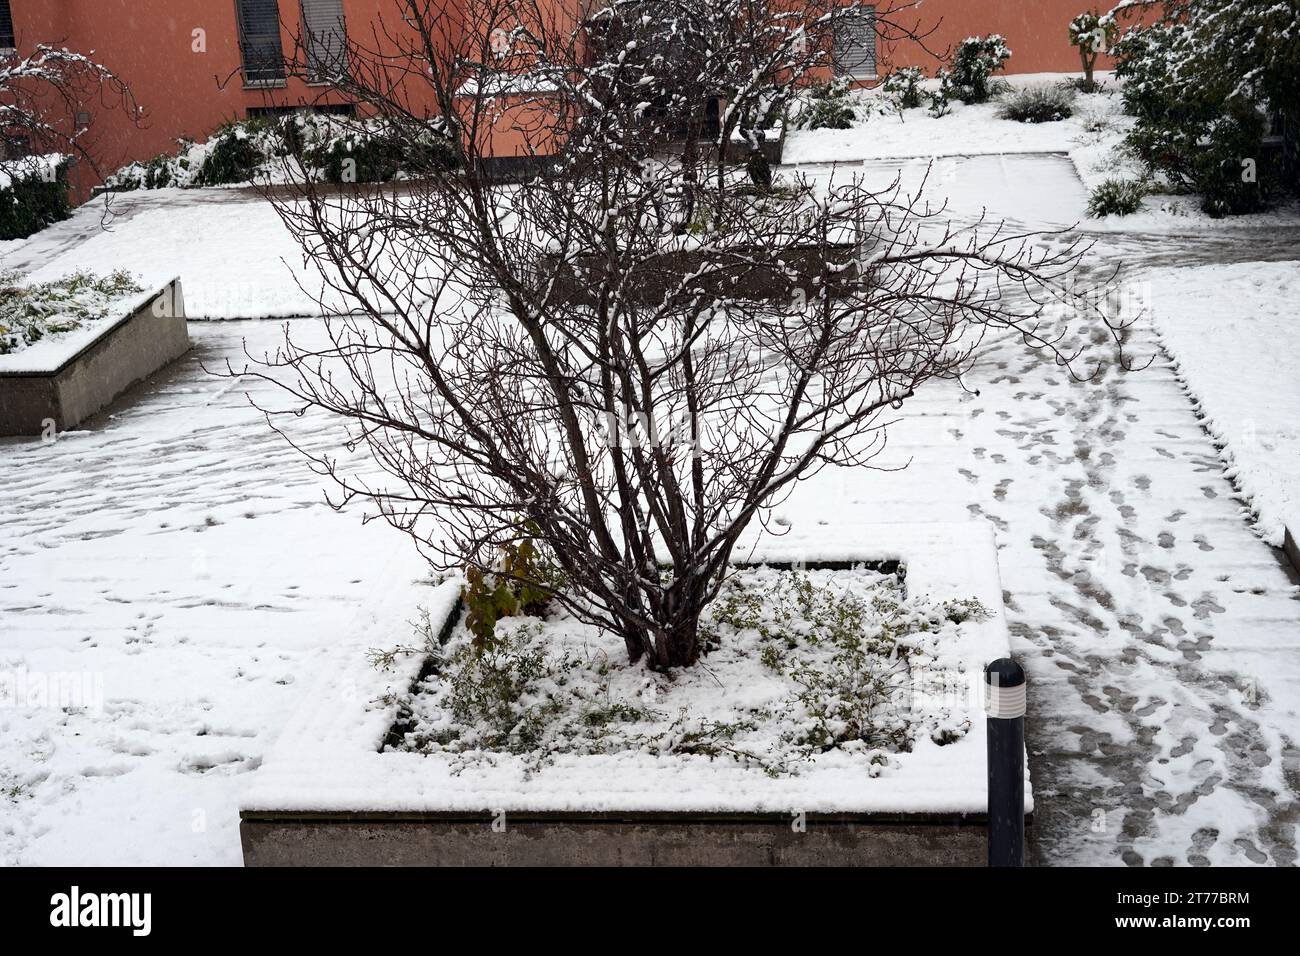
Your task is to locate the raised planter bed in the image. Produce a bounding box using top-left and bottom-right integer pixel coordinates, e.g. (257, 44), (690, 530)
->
(0, 278), (188, 437)
(241, 522), (1031, 866)
(544, 242), (865, 306)
(722, 121), (787, 166)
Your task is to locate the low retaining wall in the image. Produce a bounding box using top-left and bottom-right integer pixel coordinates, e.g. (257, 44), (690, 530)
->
(241, 810), (1021, 867)
(0, 279), (188, 437)
(545, 243), (866, 306)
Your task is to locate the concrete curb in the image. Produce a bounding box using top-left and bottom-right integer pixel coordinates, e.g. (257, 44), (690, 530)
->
(1284, 527), (1300, 578)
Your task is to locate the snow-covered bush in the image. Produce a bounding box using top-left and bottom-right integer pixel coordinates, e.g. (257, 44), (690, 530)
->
(300, 116), (458, 184)
(108, 152), (188, 191)
(0, 156), (72, 240)
(796, 78), (856, 130)
(0, 44), (140, 221)
(105, 121), (284, 190)
(1087, 178), (1147, 217)
(1068, 10), (1117, 93)
(107, 114), (458, 190)
(880, 66), (926, 110)
(194, 121), (276, 186)
(0, 270), (143, 355)
(387, 569), (980, 773)
(997, 84), (1077, 124)
(936, 34), (1011, 105)
(254, 0), (1129, 672)
(1111, 0), (1297, 216)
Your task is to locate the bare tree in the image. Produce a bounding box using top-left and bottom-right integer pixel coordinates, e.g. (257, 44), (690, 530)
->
(0, 44), (142, 183)
(241, 0), (1133, 671)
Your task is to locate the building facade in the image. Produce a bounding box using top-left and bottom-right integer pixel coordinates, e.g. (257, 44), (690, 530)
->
(3, 0), (1114, 183)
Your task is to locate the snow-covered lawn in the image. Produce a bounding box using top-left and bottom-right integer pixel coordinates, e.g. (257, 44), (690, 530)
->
(1146, 262), (1300, 549)
(784, 72), (1300, 233)
(0, 320), (428, 864)
(0, 191), (326, 320)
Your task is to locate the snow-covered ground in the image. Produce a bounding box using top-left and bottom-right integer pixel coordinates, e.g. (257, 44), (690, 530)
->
(1146, 262), (1300, 549)
(0, 191), (326, 320)
(2, 72), (1299, 866)
(785, 72), (1300, 233)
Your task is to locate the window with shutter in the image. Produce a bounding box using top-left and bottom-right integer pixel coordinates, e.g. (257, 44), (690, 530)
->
(0, 1), (15, 51)
(235, 0), (285, 85)
(832, 7), (877, 79)
(302, 0), (348, 84)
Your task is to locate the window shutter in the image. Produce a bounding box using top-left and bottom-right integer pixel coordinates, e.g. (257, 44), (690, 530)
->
(237, 0), (285, 83)
(0, 0), (15, 50)
(833, 7), (878, 79)
(302, 0), (348, 83)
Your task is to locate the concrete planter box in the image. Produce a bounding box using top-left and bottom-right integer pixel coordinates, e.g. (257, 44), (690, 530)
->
(241, 523), (1031, 866)
(545, 242), (864, 307)
(723, 122), (787, 166)
(0, 279), (188, 436)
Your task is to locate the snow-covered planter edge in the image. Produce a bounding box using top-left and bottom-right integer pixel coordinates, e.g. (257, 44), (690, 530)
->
(240, 521), (1031, 866)
(0, 278), (188, 436)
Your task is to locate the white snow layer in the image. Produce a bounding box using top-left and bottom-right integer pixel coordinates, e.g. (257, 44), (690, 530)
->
(1146, 261), (1300, 548)
(242, 523), (1024, 816)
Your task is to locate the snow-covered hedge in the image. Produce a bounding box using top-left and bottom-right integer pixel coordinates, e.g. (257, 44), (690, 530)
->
(1110, 0), (1297, 216)
(0, 155), (72, 240)
(106, 114), (458, 191)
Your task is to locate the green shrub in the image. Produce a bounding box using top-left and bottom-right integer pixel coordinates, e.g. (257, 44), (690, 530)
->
(797, 79), (856, 130)
(109, 152), (186, 191)
(1114, 21), (1276, 217)
(881, 66), (926, 110)
(195, 122), (269, 186)
(0, 269), (143, 355)
(307, 132), (402, 184)
(1087, 178), (1147, 217)
(462, 535), (558, 652)
(301, 117), (459, 184)
(0, 158), (72, 241)
(1194, 106), (1275, 217)
(997, 84), (1077, 123)
(937, 34), (1012, 105)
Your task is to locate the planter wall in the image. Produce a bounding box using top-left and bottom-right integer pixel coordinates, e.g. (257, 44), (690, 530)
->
(544, 243), (865, 307)
(242, 810), (1008, 867)
(0, 279), (188, 437)
(1284, 526), (1300, 579)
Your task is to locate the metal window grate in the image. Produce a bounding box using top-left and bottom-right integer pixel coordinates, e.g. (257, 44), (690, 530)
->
(236, 0), (285, 84)
(833, 7), (877, 79)
(0, 1), (15, 50)
(301, 0), (348, 83)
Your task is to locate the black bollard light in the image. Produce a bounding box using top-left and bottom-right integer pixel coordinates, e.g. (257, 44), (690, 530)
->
(985, 657), (1026, 867)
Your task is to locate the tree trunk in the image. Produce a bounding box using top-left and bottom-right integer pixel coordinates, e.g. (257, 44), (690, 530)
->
(616, 600), (702, 671)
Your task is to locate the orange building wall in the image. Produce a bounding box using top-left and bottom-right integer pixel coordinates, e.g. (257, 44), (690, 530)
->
(9, 0), (454, 182)
(880, 0), (1119, 76)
